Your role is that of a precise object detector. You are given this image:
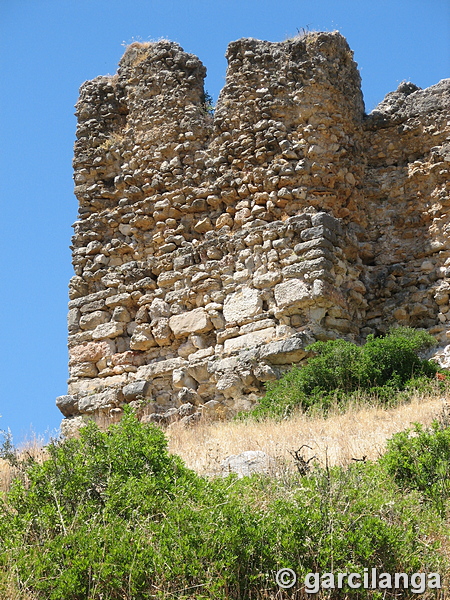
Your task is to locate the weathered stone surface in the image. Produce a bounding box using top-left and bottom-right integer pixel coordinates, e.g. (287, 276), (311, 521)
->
(274, 280), (311, 313)
(151, 317), (172, 346)
(172, 368), (197, 390)
(69, 341), (114, 364)
(105, 293), (133, 308)
(92, 322), (124, 340)
(70, 362), (98, 378)
(216, 372), (243, 397)
(79, 311), (109, 331)
(122, 380), (149, 400)
(223, 287), (263, 324)
(60, 415), (86, 437)
(258, 332), (315, 364)
(68, 308), (80, 333)
(169, 308), (212, 338)
(78, 389), (122, 414)
(136, 357), (187, 379)
(148, 298), (170, 320)
(311, 212), (343, 234)
(56, 395), (78, 417)
(223, 327), (276, 353)
(130, 324), (157, 350)
(366, 80), (450, 127)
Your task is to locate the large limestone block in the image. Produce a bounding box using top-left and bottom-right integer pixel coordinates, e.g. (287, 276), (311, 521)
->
(258, 332), (315, 364)
(169, 308), (212, 338)
(136, 357), (187, 379)
(223, 327), (275, 353)
(122, 380), (149, 400)
(78, 389), (122, 414)
(172, 368), (198, 390)
(216, 372), (243, 398)
(223, 287), (262, 324)
(79, 310), (110, 331)
(312, 280), (348, 309)
(56, 395), (79, 417)
(274, 279), (311, 314)
(70, 362), (98, 378)
(148, 298), (171, 320)
(151, 317), (172, 346)
(105, 293), (134, 308)
(68, 374), (128, 395)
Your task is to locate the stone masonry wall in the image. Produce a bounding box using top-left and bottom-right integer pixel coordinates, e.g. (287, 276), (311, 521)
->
(57, 32), (450, 434)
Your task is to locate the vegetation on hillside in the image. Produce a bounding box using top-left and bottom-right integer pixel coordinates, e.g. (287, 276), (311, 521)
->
(0, 406), (449, 599)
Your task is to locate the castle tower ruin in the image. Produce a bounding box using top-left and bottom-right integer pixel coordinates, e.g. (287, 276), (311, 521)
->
(57, 32), (450, 433)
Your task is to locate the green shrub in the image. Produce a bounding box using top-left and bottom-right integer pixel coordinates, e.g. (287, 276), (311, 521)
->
(245, 327), (439, 420)
(381, 417), (450, 516)
(358, 327), (437, 388)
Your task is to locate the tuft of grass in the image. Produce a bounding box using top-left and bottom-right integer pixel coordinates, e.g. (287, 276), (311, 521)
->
(98, 131), (125, 151)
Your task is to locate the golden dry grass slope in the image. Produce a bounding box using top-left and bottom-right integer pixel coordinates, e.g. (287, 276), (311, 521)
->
(167, 395), (449, 476)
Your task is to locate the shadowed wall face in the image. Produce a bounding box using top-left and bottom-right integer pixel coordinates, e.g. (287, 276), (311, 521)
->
(58, 32), (450, 434)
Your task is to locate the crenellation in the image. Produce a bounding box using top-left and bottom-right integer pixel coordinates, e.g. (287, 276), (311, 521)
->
(58, 32), (450, 435)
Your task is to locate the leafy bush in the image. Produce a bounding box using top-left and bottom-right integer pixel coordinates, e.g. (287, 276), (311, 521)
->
(246, 327), (439, 420)
(0, 409), (447, 599)
(359, 327), (438, 387)
(381, 416), (450, 516)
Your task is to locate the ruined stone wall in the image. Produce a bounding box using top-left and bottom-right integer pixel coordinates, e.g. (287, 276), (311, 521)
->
(362, 81), (450, 344)
(57, 32), (450, 434)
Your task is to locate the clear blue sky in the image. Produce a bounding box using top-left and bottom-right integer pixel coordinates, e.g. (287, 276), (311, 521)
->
(0, 0), (449, 443)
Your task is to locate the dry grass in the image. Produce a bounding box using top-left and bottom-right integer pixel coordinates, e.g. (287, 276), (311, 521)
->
(98, 131), (125, 151)
(0, 437), (48, 494)
(167, 395), (449, 476)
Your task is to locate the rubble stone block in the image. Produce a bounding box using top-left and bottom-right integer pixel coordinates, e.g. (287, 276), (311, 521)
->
(92, 322), (124, 340)
(258, 332), (315, 364)
(223, 287), (263, 324)
(274, 280), (311, 314)
(130, 324), (157, 350)
(78, 389), (122, 414)
(56, 395), (79, 417)
(223, 327), (276, 353)
(69, 341), (115, 364)
(169, 308), (212, 338)
(122, 380), (149, 400)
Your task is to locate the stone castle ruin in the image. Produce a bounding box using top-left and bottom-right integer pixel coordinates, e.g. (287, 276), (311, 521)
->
(57, 32), (450, 434)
